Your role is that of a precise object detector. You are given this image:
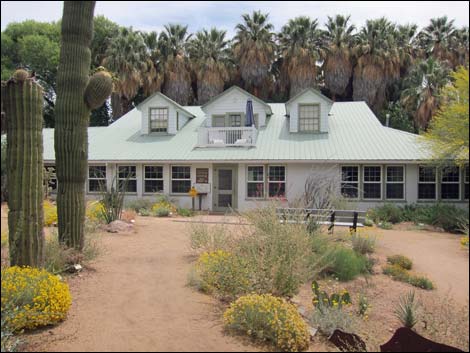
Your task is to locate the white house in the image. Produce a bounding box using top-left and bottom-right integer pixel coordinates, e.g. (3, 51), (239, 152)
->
(42, 86), (469, 212)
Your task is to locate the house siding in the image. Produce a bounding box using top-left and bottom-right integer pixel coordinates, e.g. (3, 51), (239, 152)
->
(286, 90), (332, 133)
(203, 89), (267, 127)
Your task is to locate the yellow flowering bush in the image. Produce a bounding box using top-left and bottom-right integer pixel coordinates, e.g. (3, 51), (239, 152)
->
(151, 200), (176, 215)
(223, 294), (310, 352)
(43, 200), (58, 226)
(195, 250), (250, 299)
(461, 236), (469, 249)
(1, 266), (72, 331)
(86, 201), (105, 221)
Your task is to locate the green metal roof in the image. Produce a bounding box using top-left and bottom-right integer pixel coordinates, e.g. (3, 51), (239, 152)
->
(43, 101), (431, 162)
(136, 91), (195, 118)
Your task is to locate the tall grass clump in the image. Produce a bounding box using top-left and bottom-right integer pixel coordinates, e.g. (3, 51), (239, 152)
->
(325, 247), (368, 281)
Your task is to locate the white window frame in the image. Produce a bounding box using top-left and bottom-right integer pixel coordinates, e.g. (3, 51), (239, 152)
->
(143, 165), (164, 194)
(149, 107), (169, 133)
(88, 165), (107, 194)
(298, 103), (320, 132)
(385, 165), (405, 201)
(464, 165), (469, 201)
(340, 165), (360, 200)
(267, 165), (286, 199)
(440, 166), (460, 201)
(117, 165), (137, 194)
(246, 165), (265, 199)
(171, 165), (191, 195)
(362, 165), (382, 200)
(418, 166), (437, 201)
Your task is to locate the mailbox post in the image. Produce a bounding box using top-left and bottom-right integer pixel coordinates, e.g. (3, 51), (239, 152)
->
(189, 186), (198, 211)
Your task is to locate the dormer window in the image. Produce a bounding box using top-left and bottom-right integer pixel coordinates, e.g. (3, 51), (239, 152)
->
(299, 104), (320, 132)
(149, 107), (168, 133)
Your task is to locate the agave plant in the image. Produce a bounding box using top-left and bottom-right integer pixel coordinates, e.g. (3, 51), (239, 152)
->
(278, 16), (322, 97)
(159, 24), (193, 105)
(233, 11), (276, 98)
(321, 15), (356, 99)
(188, 28), (230, 104)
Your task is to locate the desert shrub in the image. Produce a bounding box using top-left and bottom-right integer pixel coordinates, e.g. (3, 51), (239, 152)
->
(364, 217), (374, 227)
(1, 310), (21, 352)
(369, 204), (403, 224)
(194, 250), (250, 300)
(387, 254), (413, 270)
(461, 236), (469, 249)
(379, 221), (393, 230)
(383, 264), (410, 282)
(125, 198), (153, 213)
(189, 223), (234, 253)
(1, 266), (72, 331)
(310, 305), (356, 337)
(85, 201), (105, 222)
(139, 208), (151, 216)
(153, 206), (170, 217)
(43, 200), (58, 226)
(177, 208), (194, 217)
(152, 195), (177, 214)
(351, 232), (376, 255)
(357, 292), (370, 317)
(223, 294), (310, 352)
(407, 275), (434, 290)
(394, 291), (419, 328)
(326, 247), (367, 281)
(403, 203), (469, 233)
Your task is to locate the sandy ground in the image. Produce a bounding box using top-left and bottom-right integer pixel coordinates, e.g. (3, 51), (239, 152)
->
(24, 216), (259, 352)
(2, 207), (468, 352)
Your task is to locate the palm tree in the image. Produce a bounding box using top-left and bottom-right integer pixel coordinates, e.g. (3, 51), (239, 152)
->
(233, 11), (276, 98)
(418, 16), (456, 65)
(321, 15), (356, 99)
(395, 24), (418, 76)
(159, 24), (192, 105)
(401, 57), (450, 130)
(188, 28), (230, 104)
(278, 16), (322, 97)
(450, 27), (469, 68)
(141, 31), (163, 97)
(352, 18), (400, 111)
(102, 27), (151, 118)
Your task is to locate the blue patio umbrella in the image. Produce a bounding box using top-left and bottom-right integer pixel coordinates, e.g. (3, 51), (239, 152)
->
(245, 98), (254, 127)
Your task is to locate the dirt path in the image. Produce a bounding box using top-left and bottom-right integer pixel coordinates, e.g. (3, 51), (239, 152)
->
(26, 217), (258, 352)
(374, 227), (469, 303)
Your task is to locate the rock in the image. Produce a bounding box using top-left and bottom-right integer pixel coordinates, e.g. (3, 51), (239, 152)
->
(309, 327), (318, 341)
(297, 305), (308, 318)
(105, 220), (134, 233)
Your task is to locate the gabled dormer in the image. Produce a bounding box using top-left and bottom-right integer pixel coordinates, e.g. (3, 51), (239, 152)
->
(285, 88), (333, 133)
(137, 92), (195, 135)
(201, 86), (272, 128)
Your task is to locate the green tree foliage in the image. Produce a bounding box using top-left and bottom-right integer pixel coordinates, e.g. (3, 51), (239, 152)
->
(379, 102), (416, 133)
(425, 67), (469, 165)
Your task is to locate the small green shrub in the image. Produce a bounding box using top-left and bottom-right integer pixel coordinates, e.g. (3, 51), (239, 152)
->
(387, 254), (413, 270)
(402, 203), (469, 233)
(189, 223), (234, 253)
(326, 247), (367, 281)
(194, 250), (250, 299)
(357, 293), (370, 317)
(351, 232), (376, 255)
(408, 275), (434, 290)
(383, 264), (410, 282)
(379, 222), (393, 230)
(139, 208), (151, 216)
(394, 291), (419, 328)
(310, 305), (356, 337)
(153, 207), (170, 217)
(364, 218), (374, 227)
(1, 311), (21, 352)
(223, 294), (310, 352)
(177, 208), (194, 217)
(369, 204), (403, 224)
(125, 199), (153, 213)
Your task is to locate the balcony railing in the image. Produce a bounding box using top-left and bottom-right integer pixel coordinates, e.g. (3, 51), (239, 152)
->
(197, 126), (258, 147)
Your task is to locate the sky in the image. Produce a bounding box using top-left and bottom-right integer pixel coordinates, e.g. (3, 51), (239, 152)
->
(1, 1), (469, 37)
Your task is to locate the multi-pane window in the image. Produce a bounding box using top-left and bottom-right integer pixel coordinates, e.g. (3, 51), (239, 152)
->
(229, 114), (242, 127)
(418, 166), (437, 200)
(118, 165), (137, 193)
(144, 166), (163, 193)
(465, 165), (469, 200)
(149, 107), (168, 133)
(44, 165), (57, 193)
(299, 104), (320, 132)
(363, 166), (382, 199)
(341, 166), (359, 198)
(171, 166), (191, 193)
(441, 166), (460, 200)
(386, 166), (405, 200)
(212, 115), (225, 127)
(88, 165), (107, 193)
(247, 166), (264, 198)
(268, 166), (286, 198)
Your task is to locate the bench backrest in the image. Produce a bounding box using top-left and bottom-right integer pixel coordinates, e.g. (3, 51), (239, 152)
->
(276, 208), (366, 224)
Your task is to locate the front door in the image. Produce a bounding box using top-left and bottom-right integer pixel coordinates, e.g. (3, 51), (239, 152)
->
(213, 166), (237, 212)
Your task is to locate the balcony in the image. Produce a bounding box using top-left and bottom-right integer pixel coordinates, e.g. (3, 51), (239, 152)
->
(197, 126), (258, 147)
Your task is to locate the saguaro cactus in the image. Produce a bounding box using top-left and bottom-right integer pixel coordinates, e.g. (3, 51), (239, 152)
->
(2, 69), (45, 266)
(54, 1), (112, 250)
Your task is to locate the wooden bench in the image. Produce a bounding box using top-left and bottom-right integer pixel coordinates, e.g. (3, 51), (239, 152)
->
(275, 207), (366, 234)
